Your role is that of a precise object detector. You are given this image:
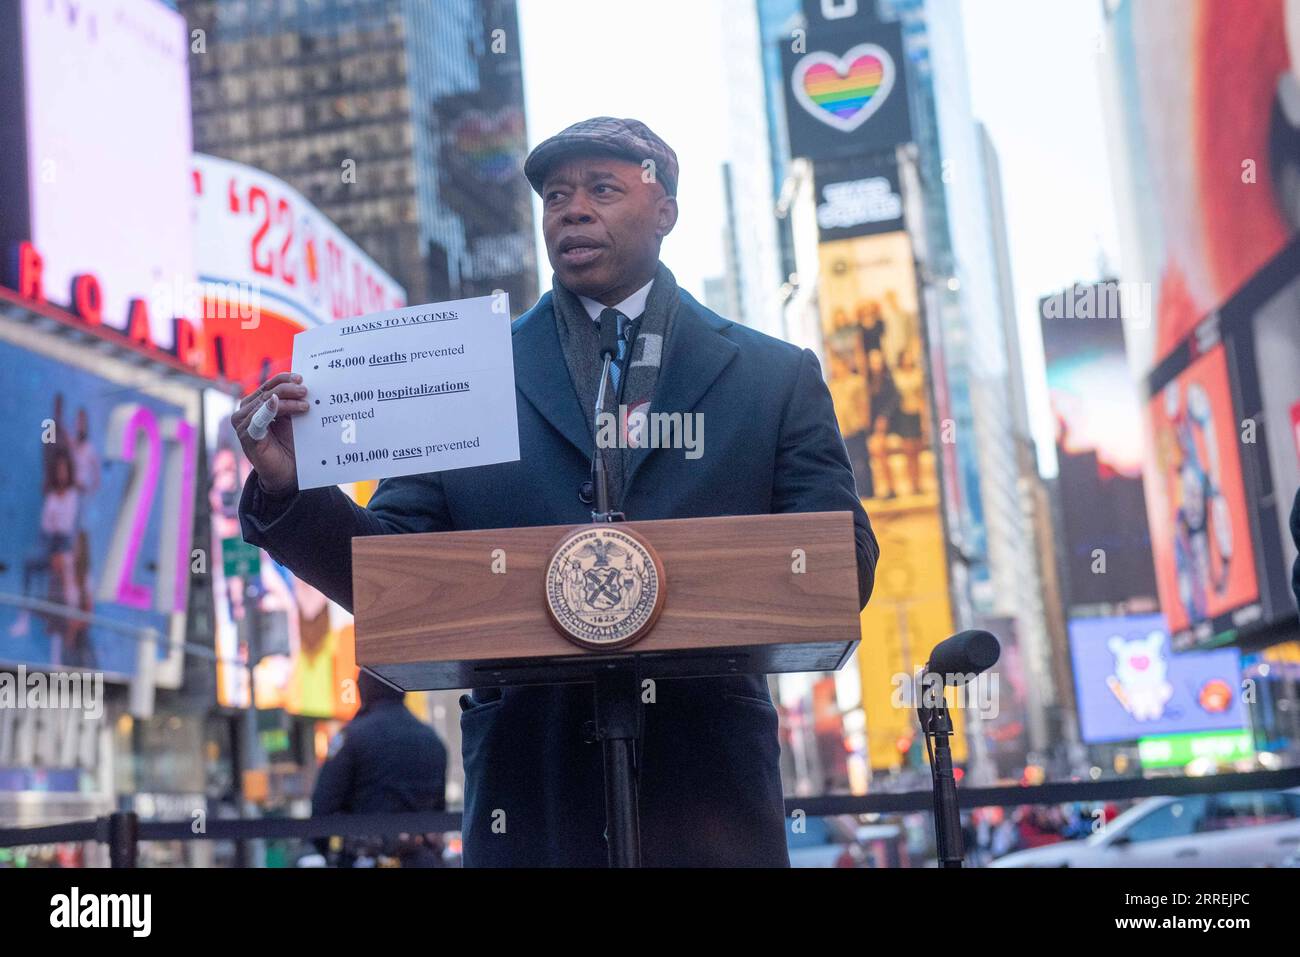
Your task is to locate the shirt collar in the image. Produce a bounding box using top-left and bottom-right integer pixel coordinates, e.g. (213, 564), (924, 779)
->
(578, 278), (654, 323)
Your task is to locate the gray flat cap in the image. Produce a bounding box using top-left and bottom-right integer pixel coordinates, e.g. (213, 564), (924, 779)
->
(524, 116), (679, 197)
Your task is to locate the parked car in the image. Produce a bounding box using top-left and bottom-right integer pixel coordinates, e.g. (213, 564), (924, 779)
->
(990, 788), (1300, 867)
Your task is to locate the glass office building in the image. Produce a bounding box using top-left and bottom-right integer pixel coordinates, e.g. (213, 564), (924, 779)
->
(181, 0), (537, 313)
(880, 0), (1064, 760)
(755, 0), (1068, 774)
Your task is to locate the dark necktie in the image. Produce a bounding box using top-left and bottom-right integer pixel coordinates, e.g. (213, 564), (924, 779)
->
(599, 308), (633, 395)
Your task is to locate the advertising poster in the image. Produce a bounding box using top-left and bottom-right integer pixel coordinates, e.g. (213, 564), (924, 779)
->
(1039, 283), (1158, 610)
(191, 153), (407, 393)
(1108, 0), (1300, 369)
(1068, 613), (1246, 744)
(1224, 258), (1300, 626)
(0, 336), (196, 681)
(855, 506), (965, 769)
(816, 230), (963, 769)
(204, 391), (359, 720)
(1108, 1), (1300, 645)
(780, 18), (913, 163)
(192, 153), (407, 331)
(1145, 344), (1260, 641)
(977, 615), (1030, 781)
(5, 0), (195, 346)
(812, 153), (906, 242)
(818, 232), (938, 508)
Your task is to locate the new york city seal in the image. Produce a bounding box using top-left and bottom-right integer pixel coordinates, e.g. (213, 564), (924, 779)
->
(544, 525), (665, 649)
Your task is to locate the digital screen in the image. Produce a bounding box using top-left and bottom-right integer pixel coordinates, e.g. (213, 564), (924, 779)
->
(1108, 1), (1300, 369)
(203, 391), (359, 720)
(1041, 284), (1158, 610)
(1230, 260), (1300, 627)
(20, 0), (194, 345)
(1145, 343), (1261, 644)
(0, 338), (196, 680)
(1069, 613), (1246, 744)
(192, 153), (406, 331)
(780, 19), (913, 163)
(1111, 0), (1300, 645)
(816, 231), (963, 769)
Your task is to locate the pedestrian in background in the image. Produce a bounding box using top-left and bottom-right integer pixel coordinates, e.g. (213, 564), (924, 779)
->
(312, 671), (448, 867)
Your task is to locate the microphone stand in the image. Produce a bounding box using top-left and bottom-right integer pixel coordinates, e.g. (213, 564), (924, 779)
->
(587, 319), (639, 866)
(918, 671), (965, 869)
(591, 347), (624, 524)
(916, 631), (999, 869)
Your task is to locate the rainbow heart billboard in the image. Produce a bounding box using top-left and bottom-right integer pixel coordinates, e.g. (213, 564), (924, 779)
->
(791, 44), (897, 133)
(780, 20), (912, 162)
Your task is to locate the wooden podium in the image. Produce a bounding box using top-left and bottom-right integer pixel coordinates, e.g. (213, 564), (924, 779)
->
(352, 510), (861, 689)
(351, 509), (862, 865)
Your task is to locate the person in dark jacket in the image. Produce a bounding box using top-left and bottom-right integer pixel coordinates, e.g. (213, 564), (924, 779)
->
(233, 117), (878, 867)
(312, 671), (447, 865)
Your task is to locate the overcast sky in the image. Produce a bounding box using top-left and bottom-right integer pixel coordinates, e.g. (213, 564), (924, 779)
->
(516, 0), (729, 299)
(962, 0), (1120, 475)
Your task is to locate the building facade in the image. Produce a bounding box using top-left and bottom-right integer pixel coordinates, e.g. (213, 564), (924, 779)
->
(181, 0), (537, 313)
(755, 0), (1065, 780)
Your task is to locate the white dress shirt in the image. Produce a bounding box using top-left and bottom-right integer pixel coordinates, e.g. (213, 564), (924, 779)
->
(578, 278), (654, 323)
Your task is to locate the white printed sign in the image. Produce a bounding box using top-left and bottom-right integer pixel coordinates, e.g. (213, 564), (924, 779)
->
(290, 295), (520, 489)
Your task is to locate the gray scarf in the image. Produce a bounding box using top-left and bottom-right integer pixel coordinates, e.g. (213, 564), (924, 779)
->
(551, 262), (679, 508)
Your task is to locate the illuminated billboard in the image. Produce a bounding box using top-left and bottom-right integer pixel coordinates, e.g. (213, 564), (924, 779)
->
(0, 334), (197, 683)
(816, 230), (963, 768)
(1106, 0), (1300, 646)
(9, 0), (195, 347)
(812, 153), (905, 242)
(1039, 282), (1158, 611)
(1107, 0), (1300, 368)
(191, 153), (406, 332)
(204, 392), (359, 720)
(1146, 342), (1261, 643)
(978, 615), (1031, 780)
(1068, 613), (1246, 744)
(190, 154), (406, 394)
(1230, 260), (1300, 617)
(780, 18), (913, 163)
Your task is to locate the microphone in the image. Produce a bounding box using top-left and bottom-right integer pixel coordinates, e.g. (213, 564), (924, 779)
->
(598, 308), (621, 360)
(920, 630), (998, 869)
(590, 309), (623, 522)
(924, 630), (1000, 684)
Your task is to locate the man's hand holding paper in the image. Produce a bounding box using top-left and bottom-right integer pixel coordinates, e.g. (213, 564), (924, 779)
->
(232, 294), (520, 493)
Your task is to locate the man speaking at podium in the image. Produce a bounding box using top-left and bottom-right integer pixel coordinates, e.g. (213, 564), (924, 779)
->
(234, 118), (878, 867)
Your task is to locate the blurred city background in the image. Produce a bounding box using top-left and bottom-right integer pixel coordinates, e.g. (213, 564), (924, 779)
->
(0, 0), (1298, 867)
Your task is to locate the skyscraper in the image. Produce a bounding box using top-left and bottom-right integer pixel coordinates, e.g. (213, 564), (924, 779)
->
(716, 0), (788, 337)
(756, 0), (812, 345)
(883, 0), (1061, 763)
(757, 0), (1066, 777)
(979, 123), (1074, 759)
(181, 0), (536, 313)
